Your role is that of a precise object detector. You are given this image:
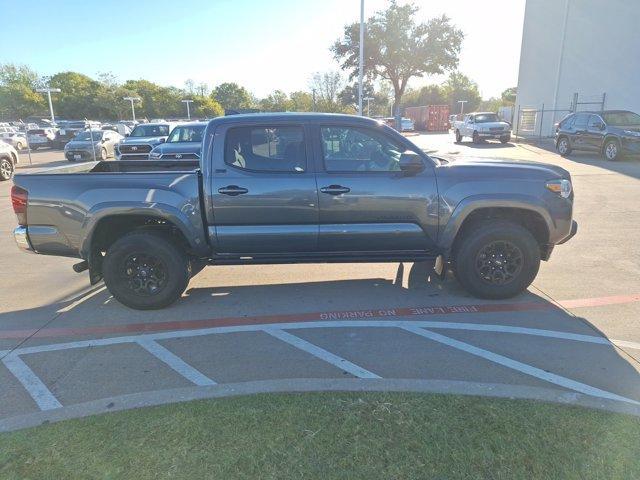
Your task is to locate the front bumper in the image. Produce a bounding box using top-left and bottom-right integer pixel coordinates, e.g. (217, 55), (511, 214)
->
(558, 220), (578, 245)
(14, 226), (34, 253)
(478, 130), (511, 139)
(65, 148), (99, 161)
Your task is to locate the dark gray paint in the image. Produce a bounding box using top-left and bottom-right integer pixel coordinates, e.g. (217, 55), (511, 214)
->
(12, 113), (575, 264)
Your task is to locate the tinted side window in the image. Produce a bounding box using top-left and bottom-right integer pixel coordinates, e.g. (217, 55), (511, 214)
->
(560, 115), (575, 129)
(587, 115), (603, 130)
(321, 126), (404, 172)
(573, 113), (589, 129)
(225, 126), (306, 173)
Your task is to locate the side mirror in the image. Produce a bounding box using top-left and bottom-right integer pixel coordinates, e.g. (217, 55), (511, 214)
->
(399, 152), (424, 175)
(159, 138), (166, 143)
(599, 123), (606, 131)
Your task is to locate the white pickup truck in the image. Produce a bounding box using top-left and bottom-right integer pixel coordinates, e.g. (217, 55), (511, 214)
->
(453, 112), (511, 144)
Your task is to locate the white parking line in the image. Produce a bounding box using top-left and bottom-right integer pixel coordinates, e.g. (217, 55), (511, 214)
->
(402, 326), (640, 406)
(264, 328), (381, 379)
(137, 339), (216, 387)
(2, 354), (62, 411)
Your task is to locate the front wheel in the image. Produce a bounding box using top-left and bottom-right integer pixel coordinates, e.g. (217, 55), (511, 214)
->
(452, 221), (541, 299)
(103, 232), (190, 310)
(472, 131), (480, 144)
(556, 136), (571, 156)
(455, 130), (462, 143)
(500, 134), (511, 144)
(15, 141), (24, 151)
(603, 139), (621, 161)
(100, 147), (108, 161)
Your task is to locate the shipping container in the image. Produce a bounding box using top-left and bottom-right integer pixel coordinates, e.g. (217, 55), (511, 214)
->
(403, 105), (450, 132)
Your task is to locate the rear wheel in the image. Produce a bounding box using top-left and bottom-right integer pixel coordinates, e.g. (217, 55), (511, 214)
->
(0, 156), (14, 180)
(455, 130), (462, 143)
(556, 136), (571, 156)
(103, 232), (190, 310)
(603, 139), (621, 161)
(500, 134), (511, 144)
(31, 145), (38, 151)
(452, 221), (541, 299)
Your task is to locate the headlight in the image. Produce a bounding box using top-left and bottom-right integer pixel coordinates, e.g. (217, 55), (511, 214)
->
(546, 179), (572, 198)
(623, 130), (640, 137)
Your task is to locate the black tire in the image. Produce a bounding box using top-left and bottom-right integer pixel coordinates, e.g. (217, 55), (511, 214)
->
(556, 136), (571, 156)
(31, 145), (38, 151)
(103, 232), (190, 310)
(603, 138), (621, 161)
(455, 130), (462, 143)
(500, 134), (511, 144)
(16, 142), (24, 151)
(472, 131), (480, 144)
(452, 221), (541, 299)
(100, 147), (108, 161)
(0, 156), (14, 181)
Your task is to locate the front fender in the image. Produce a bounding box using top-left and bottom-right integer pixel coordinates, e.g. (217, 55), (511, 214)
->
(438, 193), (554, 251)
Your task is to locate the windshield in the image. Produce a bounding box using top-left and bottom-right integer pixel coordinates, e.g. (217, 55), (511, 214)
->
(167, 125), (205, 143)
(74, 131), (103, 141)
(602, 111), (640, 126)
(130, 125), (170, 137)
(474, 113), (500, 123)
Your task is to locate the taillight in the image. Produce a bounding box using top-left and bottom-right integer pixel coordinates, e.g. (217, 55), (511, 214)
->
(11, 185), (28, 225)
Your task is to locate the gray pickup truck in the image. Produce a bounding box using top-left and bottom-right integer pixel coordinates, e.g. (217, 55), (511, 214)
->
(11, 113), (577, 310)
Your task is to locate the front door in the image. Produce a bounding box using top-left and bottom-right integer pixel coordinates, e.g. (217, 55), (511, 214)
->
(314, 124), (438, 253)
(210, 123), (319, 253)
(585, 114), (606, 151)
(569, 112), (590, 150)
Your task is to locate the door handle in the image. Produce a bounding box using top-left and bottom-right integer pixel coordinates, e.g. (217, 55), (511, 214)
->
(218, 185), (248, 196)
(320, 185), (351, 195)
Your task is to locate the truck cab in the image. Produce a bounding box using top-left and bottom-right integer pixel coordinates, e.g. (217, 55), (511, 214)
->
(454, 112), (511, 144)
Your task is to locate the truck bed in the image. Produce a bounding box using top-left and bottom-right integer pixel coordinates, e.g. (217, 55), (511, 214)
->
(23, 160), (200, 175)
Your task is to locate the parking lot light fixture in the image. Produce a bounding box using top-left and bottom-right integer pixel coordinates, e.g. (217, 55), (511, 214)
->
(35, 87), (61, 124)
(363, 96), (374, 117)
(457, 100), (468, 115)
(182, 99), (194, 120)
(123, 97), (141, 122)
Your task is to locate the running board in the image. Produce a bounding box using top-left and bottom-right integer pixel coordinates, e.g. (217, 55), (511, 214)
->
(209, 251), (438, 266)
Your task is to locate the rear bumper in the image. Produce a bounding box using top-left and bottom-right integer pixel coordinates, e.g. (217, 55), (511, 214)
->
(13, 226), (34, 253)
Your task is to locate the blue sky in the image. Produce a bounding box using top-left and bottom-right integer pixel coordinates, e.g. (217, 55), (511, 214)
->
(1, 0), (525, 99)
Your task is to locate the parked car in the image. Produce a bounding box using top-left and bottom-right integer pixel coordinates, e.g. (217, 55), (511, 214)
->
(115, 122), (176, 160)
(12, 113), (577, 310)
(26, 128), (56, 149)
(400, 117), (415, 132)
(54, 120), (100, 148)
(0, 140), (18, 180)
(148, 122), (206, 160)
(64, 129), (123, 162)
(0, 130), (28, 150)
(453, 112), (512, 144)
(555, 110), (640, 161)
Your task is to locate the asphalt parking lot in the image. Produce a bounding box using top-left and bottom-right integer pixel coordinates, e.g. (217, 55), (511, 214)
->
(2, 134), (640, 429)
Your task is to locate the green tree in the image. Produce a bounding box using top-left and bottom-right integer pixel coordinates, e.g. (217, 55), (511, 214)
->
(289, 91), (314, 112)
(211, 82), (254, 111)
(332, 1), (463, 115)
(0, 64), (46, 120)
(259, 90), (292, 112)
(192, 96), (224, 118)
(442, 72), (481, 113)
(401, 84), (446, 109)
(49, 71), (105, 119)
(338, 81), (389, 116)
(309, 71), (351, 113)
(122, 79), (183, 119)
(501, 87), (517, 105)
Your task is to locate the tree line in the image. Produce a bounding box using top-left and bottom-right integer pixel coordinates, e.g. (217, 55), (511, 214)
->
(0, 1), (514, 122)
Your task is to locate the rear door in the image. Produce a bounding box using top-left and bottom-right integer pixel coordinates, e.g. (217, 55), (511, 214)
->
(314, 124), (438, 253)
(209, 122), (319, 254)
(569, 113), (590, 150)
(585, 114), (606, 151)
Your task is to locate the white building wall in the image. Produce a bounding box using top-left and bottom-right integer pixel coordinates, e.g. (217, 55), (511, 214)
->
(515, 0), (640, 136)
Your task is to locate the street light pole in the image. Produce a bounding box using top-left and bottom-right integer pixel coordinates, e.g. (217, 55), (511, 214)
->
(458, 100), (468, 115)
(358, 0), (365, 116)
(363, 96), (374, 117)
(181, 99), (194, 120)
(36, 88), (61, 124)
(123, 97), (141, 122)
